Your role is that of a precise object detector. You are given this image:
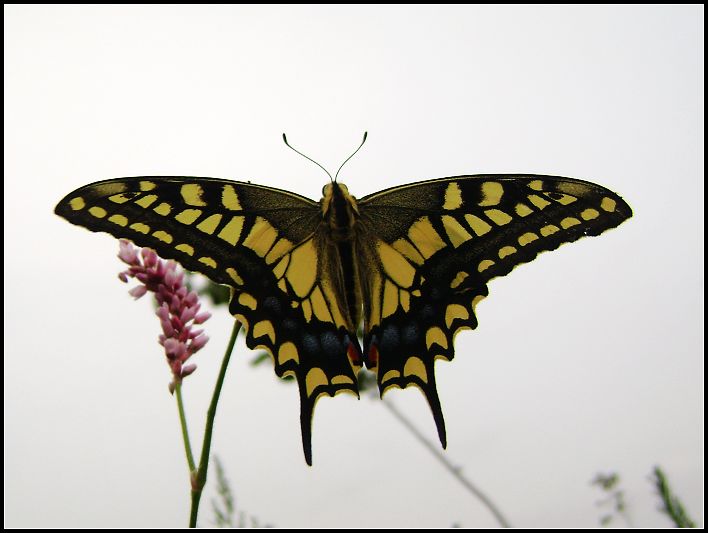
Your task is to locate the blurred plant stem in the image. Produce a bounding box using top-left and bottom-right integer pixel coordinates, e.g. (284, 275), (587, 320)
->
(212, 456), (236, 527)
(380, 396), (511, 528)
(653, 466), (696, 528)
(184, 320), (241, 528)
(592, 472), (631, 527)
(211, 456), (274, 528)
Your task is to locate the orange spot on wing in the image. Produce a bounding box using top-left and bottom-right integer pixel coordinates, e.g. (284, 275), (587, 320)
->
(347, 340), (362, 366)
(368, 343), (379, 369)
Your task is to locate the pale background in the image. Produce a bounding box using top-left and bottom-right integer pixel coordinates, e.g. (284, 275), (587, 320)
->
(4, 5), (703, 528)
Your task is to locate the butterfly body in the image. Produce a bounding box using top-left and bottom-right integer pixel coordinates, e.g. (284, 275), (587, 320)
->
(319, 182), (363, 335)
(56, 173), (632, 464)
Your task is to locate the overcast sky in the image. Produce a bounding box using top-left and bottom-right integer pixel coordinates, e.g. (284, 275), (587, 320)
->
(4, 5), (703, 528)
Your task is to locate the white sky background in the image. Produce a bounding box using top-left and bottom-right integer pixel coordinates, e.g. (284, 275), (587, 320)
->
(4, 5), (703, 528)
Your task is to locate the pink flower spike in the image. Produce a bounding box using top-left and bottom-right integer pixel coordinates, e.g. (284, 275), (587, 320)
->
(116, 242), (211, 389)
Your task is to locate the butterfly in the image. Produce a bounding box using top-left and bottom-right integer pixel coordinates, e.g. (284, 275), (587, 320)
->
(55, 136), (632, 464)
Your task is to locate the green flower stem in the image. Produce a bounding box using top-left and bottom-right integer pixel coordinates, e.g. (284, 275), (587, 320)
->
(188, 320), (241, 528)
(175, 383), (196, 472)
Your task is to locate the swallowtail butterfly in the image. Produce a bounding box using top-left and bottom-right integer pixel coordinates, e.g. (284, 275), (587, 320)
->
(55, 138), (632, 464)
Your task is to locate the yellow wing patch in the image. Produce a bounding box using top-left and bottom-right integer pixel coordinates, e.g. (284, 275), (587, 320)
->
(286, 240), (318, 298)
(408, 216), (447, 259)
(479, 181), (504, 206)
(377, 241), (416, 288)
(443, 182), (463, 210)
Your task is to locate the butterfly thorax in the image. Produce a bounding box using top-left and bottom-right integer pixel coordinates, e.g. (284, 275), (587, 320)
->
(321, 182), (359, 242)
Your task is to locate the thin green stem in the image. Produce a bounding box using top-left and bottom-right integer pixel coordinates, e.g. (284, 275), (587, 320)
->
(175, 383), (196, 472)
(188, 320), (241, 528)
(653, 466), (696, 528)
(380, 397), (511, 528)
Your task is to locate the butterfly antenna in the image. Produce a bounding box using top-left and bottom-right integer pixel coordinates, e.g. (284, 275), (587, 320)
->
(282, 134), (333, 181)
(334, 132), (368, 182)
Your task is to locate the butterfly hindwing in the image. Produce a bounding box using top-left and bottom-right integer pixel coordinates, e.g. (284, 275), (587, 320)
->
(357, 175), (632, 444)
(226, 228), (362, 464)
(55, 177), (361, 464)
